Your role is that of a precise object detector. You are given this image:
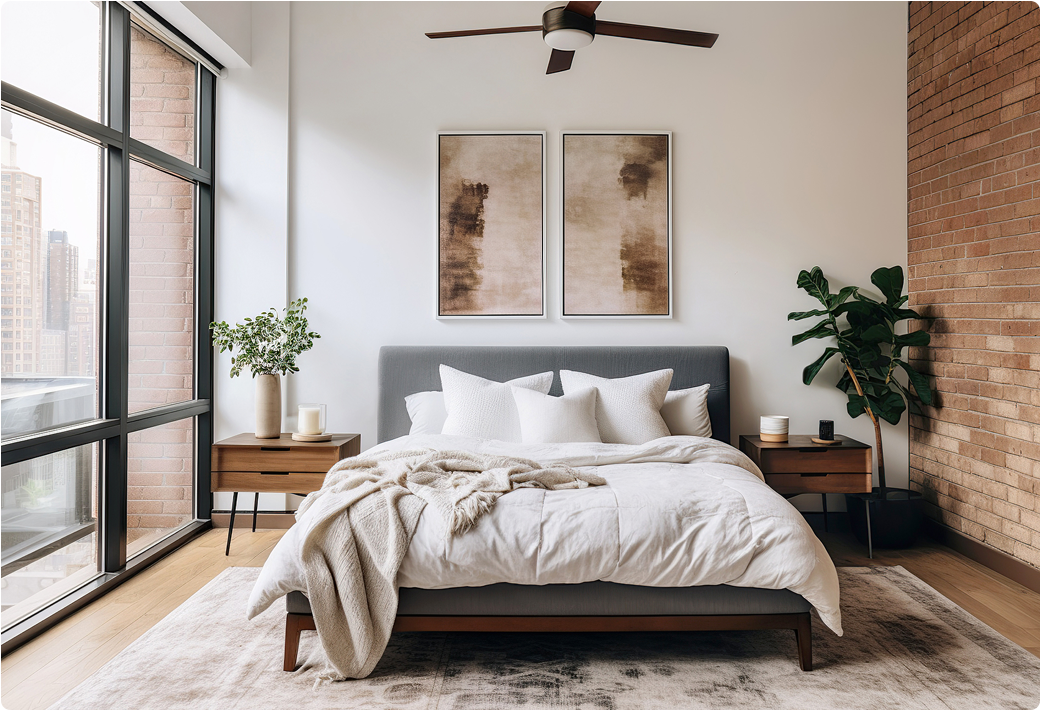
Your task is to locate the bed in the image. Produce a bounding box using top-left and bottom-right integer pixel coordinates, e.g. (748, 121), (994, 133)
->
(249, 346), (842, 675)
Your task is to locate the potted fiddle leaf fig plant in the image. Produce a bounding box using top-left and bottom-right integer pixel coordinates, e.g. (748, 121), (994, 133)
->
(789, 265), (934, 548)
(211, 297), (320, 439)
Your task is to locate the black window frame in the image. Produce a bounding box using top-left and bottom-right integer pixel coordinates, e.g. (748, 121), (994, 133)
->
(0, 2), (216, 653)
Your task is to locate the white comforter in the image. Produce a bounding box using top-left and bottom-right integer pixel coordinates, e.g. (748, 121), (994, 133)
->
(248, 434), (843, 635)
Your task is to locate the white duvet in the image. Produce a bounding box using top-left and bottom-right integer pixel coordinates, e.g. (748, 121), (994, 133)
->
(248, 434), (843, 635)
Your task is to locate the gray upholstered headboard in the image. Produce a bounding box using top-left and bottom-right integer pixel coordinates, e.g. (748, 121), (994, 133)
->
(377, 346), (730, 445)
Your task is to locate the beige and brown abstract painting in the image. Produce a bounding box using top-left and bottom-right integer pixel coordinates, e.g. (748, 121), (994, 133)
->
(439, 133), (544, 317)
(562, 133), (671, 317)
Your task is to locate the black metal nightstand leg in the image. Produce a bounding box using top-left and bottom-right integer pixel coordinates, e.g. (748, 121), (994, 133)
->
(252, 493), (259, 532)
(865, 497), (873, 559)
(225, 491), (238, 556)
(821, 494), (828, 532)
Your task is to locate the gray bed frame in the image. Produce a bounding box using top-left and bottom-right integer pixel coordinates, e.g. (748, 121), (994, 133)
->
(283, 346), (813, 672)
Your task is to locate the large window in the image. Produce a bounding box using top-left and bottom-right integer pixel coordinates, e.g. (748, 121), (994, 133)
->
(1, 2), (215, 651)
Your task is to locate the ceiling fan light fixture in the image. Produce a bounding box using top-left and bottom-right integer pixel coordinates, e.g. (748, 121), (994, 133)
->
(543, 27), (594, 50)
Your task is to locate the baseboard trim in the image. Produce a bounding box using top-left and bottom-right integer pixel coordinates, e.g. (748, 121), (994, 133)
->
(924, 518), (1040, 594)
(211, 512), (297, 529)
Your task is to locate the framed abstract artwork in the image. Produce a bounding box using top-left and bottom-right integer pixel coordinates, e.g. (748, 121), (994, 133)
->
(438, 132), (546, 318)
(561, 131), (672, 318)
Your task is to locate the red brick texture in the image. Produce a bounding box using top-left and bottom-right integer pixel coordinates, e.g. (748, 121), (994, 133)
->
(126, 417), (194, 553)
(130, 25), (196, 163)
(907, 2), (1040, 569)
(124, 26), (197, 542)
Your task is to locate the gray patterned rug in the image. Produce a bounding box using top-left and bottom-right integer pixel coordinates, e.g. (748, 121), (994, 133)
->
(50, 566), (1040, 710)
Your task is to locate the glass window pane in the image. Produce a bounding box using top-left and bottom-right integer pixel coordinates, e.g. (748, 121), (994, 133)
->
(127, 418), (195, 558)
(128, 161), (194, 414)
(1, 110), (101, 439)
(1, 443), (99, 630)
(130, 25), (196, 164)
(0, 1), (102, 123)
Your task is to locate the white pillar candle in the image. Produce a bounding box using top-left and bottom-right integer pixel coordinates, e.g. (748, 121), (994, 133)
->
(299, 406), (322, 435)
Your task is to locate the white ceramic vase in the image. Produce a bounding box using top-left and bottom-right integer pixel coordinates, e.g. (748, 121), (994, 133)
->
(255, 373), (282, 439)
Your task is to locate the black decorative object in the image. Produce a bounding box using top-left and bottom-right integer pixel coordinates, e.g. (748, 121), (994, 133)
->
(819, 420), (834, 441)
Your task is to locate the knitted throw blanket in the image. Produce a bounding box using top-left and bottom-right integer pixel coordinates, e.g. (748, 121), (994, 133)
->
(294, 448), (606, 680)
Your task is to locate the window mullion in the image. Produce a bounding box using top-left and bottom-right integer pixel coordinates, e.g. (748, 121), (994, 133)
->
(196, 67), (215, 520)
(101, 1), (132, 573)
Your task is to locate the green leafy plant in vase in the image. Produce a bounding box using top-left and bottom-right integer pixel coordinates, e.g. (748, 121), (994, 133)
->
(211, 297), (320, 438)
(789, 265), (934, 548)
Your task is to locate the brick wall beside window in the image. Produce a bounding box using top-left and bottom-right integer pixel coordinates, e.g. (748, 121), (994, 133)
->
(907, 1), (1040, 569)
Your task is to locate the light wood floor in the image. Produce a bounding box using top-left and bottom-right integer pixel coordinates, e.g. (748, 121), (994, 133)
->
(2, 524), (1039, 710)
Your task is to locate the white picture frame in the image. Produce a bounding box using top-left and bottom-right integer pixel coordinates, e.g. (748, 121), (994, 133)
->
(560, 130), (673, 319)
(436, 131), (547, 320)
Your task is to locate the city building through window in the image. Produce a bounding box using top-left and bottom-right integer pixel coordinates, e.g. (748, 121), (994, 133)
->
(0, 1), (216, 650)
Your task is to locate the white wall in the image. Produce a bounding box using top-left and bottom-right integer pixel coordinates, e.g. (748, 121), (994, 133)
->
(214, 1), (908, 511)
(212, 1), (289, 512)
(149, 1), (252, 68)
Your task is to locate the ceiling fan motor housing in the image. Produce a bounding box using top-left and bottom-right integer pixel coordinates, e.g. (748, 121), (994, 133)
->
(542, 7), (596, 50)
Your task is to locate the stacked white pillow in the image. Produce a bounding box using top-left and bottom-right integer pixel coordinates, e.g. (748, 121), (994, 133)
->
(660, 383), (713, 438)
(404, 391), (450, 435)
(403, 365), (713, 445)
(559, 369), (673, 445)
(439, 365), (554, 442)
(511, 386), (601, 444)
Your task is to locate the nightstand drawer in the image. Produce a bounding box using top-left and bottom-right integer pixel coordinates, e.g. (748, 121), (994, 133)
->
(212, 443), (344, 473)
(764, 472), (872, 495)
(211, 470), (328, 493)
(759, 447), (871, 475)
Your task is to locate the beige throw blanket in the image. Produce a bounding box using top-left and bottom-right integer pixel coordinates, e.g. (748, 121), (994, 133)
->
(294, 448), (606, 680)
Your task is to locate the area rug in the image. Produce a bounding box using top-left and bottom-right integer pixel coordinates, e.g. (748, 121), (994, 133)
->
(49, 566), (1040, 710)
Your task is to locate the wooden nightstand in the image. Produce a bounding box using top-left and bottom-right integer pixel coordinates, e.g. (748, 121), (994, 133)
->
(212, 433), (361, 555)
(739, 434), (874, 553)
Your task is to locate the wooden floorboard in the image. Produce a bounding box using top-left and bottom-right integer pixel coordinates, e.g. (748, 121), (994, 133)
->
(2, 523), (1039, 710)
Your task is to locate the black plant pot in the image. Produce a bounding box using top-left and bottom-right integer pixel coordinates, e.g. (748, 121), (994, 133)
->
(845, 488), (924, 549)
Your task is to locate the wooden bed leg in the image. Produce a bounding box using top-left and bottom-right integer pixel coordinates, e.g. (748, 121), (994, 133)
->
(284, 614), (304, 672)
(794, 612), (812, 671)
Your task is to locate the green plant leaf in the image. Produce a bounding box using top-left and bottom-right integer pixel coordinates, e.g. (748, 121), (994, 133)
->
(788, 309), (829, 321)
(860, 324), (893, 343)
(870, 265), (904, 305)
(832, 285), (859, 307)
(847, 394), (867, 418)
(875, 391), (906, 425)
(802, 347), (840, 385)
(792, 320), (836, 346)
(832, 300), (872, 319)
(895, 360), (933, 405)
(894, 330), (930, 347)
(796, 267), (831, 307)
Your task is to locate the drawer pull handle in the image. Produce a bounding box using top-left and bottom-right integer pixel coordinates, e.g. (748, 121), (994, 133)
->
(260, 471), (290, 476)
(260, 447), (291, 452)
(798, 448), (828, 453)
(799, 473), (828, 477)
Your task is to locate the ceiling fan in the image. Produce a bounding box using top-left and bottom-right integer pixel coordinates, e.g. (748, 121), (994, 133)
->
(426, 1), (718, 75)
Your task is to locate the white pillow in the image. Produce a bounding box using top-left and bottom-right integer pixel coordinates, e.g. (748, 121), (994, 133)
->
(511, 387), (602, 444)
(559, 369), (673, 445)
(440, 365), (554, 442)
(661, 384), (712, 438)
(404, 391), (448, 435)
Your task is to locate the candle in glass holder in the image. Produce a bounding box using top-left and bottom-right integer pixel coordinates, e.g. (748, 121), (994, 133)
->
(298, 404), (326, 435)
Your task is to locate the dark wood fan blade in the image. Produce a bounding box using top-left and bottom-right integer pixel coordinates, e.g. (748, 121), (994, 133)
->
(595, 20), (718, 48)
(565, 1), (601, 18)
(426, 26), (541, 39)
(546, 49), (575, 74)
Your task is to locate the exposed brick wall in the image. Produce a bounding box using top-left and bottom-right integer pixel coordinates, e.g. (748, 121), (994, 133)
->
(907, 1), (1040, 569)
(125, 25), (197, 542)
(126, 418), (193, 553)
(130, 25), (195, 164)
